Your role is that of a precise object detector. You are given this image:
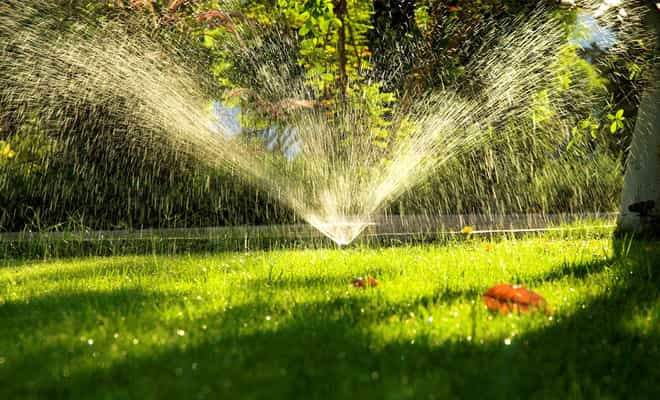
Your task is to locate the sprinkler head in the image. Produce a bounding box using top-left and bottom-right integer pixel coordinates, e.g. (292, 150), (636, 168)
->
(309, 219), (376, 245)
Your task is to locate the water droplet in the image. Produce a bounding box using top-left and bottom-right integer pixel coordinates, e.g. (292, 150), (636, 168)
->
(265, 315), (271, 321)
(87, 339), (94, 345)
(427, 316), (433, 323)
(177, 329), (185, 336)
(504, 338), (512, 345)
(133, 338), (139, 345)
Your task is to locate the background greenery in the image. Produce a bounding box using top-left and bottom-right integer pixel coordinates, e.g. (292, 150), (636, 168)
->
(0, 0), (653, 232)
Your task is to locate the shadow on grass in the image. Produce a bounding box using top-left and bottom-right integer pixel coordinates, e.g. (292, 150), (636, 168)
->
(1, 240), (659, 399)
(535, 257), (613, 283)
(0, 288), (172, 333)
(3, 259), (161, 282)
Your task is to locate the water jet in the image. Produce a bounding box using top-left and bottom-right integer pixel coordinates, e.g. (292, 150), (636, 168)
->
(0, 0), (647, 245)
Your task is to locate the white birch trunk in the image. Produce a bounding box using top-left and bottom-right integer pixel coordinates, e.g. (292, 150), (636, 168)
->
(617, 2), (660, 232)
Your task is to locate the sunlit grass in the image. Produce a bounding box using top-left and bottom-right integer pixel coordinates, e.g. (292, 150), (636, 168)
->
(1, 234), (658, 399)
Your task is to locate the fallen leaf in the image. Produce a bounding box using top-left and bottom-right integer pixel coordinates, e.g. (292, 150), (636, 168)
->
(352, 276), (378, 288)
(483, 284), (548, 314)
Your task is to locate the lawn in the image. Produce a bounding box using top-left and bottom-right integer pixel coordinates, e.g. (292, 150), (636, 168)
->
(1, 234), (659, 399)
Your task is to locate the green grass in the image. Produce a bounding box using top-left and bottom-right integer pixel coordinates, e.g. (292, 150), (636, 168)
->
(1, 235), (659, 399)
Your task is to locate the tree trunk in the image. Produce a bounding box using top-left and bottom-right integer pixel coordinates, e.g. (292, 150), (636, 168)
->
(335, 0), (347, 97)
(617, 1), (660, 233)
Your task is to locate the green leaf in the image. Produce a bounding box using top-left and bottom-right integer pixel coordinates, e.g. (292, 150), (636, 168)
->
(319, 17), (329, 33)
(610, 121), (617, 134)
(616, 109), (624, 119)
(299, 24), (310, 36)
(372, 140), (388, 149)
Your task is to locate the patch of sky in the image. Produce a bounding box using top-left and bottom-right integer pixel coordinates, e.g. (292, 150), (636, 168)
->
(572, 13), (616, 56)
(210, 101), (242, 137)
(210, 101), (301, 160)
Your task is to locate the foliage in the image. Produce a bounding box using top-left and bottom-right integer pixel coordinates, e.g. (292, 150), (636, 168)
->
(278, 0), (372, 91)
(607, 108), (625, 134)
(197, 0), (397, 147)
(0, 0), (654, 232)
(0, 141), (16, 161)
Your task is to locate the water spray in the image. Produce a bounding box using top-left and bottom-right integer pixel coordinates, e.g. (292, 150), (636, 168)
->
(0, 1), (647, 245)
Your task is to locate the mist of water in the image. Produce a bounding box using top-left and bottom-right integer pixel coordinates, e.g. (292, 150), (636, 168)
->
(0, 0), (645, 244)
